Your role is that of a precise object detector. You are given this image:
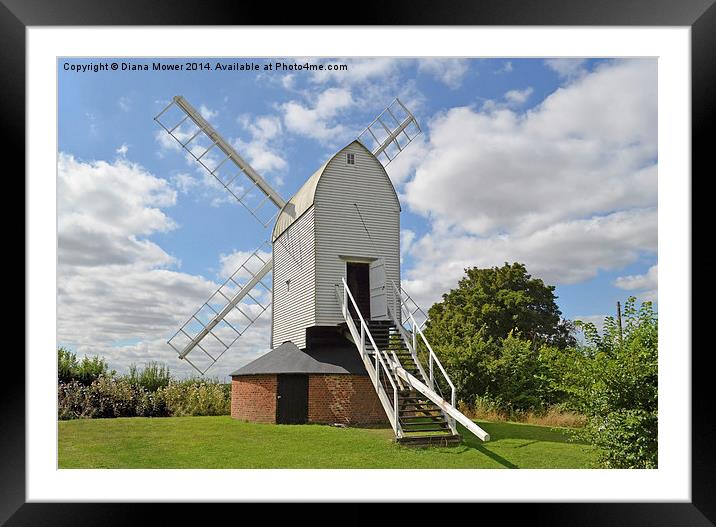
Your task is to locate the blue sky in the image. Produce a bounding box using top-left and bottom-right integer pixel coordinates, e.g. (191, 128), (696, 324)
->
(57, 57), (657, 379)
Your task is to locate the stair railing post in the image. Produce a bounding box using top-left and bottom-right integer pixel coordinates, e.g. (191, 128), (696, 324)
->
(375, 349), (379, 389)
(430, 353), (435, 390)
(393, 385), (399, 435)
(360, 324), (365, 358)
(342, 283), (347, 319)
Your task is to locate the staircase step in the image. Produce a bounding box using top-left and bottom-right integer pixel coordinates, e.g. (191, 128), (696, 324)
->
(400, 415), (446, 422)
(398, 399), (440, 409)
(399, 411), (444, 418)
(401, 423), (451, 432)
(397, 434), (462, 448)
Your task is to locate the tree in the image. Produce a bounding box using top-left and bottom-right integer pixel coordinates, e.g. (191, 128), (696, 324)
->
(423, 263), (575, 407)
(487, 333), (548, 412)
(426, 262), (575, 349)
(567, 297), (658, 468)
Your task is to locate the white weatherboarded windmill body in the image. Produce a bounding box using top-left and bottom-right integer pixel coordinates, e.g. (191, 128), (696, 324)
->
(155, 96), (489, 446)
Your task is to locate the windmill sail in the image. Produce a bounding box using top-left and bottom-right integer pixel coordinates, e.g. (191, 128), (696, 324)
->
(154, 95), (286, 226)
(156, 95), (288, 374)
(167, 243), (273, 375)
(357, 98), (421, 166)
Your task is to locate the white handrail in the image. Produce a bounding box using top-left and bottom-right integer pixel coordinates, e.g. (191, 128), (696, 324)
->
(393, 365), (490, 442)
(389, 281), (455, 405)
(336, 280), (401, 437)
(383, 281), (490, 442)
(387, 303), (431, 387)
(390, 280), (428, 330)
(410, 311), (456, 408)
(389, 281), (456, 431)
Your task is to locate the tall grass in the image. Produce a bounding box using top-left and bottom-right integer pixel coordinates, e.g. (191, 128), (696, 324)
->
(127, 362), (171, 392)
(457, 397), (586, 429)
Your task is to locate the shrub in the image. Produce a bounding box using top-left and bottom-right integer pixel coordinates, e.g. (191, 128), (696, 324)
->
(157, 381), (230, 417)
(569, 298), (658, 468)
(58, 376), (230, 420)
(127, 362), (172, 392)
(57, 347), (113, 385)
(58, 381), (94, 420)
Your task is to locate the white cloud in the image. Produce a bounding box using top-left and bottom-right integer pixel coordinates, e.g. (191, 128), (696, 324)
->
(281, 74), (295, 89)
(385, 133), (429, 186)
(199, 104), (218, 120)
(58, 154), (177, 240)
(418, 59), (469, 89)
(57, 153), (272, 379)
(504, 87), (533, 105)
(281, 87), (354, 142)
(500, 61), (513, 73)
(219, 248), (273, 280)
(243, 115), (282, 141)
(234, 114), (288, 178)
(171, 172), (199, 194)
(115, 143), (129, 156)
(398, 59), (657, 310)
(400, 229), (416, 264)
(234, 137), (288, 175)
(544, 58), (588, 79)
(118, 96), (131, 112)
(402, 208), (657, 309)
(404, 59), (657, 237)
(614, 264), (657, 302)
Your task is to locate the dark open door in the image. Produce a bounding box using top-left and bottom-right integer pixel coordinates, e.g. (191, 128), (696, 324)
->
(346, 262), (371, 323)
(276, 374), (308, 424)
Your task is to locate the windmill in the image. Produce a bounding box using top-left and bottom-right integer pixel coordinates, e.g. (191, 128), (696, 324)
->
(154, 95), (489, 446)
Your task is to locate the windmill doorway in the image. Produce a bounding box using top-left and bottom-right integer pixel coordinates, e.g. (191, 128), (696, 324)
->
(346, 262), (371, 323)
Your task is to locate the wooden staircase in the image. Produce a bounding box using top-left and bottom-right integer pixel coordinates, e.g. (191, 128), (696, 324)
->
(367, 320), (462, 447)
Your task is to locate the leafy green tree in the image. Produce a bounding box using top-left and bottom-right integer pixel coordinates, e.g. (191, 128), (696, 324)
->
(426, 262), (575, 349)
(487, 332), (546, 412)
(568, 297), (658, 468)
(423, 263), (575, 407)
(425, 327), (497, 402)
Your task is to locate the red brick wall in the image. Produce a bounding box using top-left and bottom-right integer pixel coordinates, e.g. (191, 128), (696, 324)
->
(308, 374), (388, 425)
(231, 375), (277, 423)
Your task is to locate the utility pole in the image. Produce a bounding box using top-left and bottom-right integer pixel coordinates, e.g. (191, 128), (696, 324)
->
(616, 301), (623, 348)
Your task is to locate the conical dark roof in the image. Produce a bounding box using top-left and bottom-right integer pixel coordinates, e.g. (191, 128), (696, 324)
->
(230, 341), (367, 376)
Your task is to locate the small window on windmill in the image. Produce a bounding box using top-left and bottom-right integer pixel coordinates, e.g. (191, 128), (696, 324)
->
(346, 153), (355, 165)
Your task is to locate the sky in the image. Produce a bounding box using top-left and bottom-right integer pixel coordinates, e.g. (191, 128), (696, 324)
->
(57, 57), (658, 380)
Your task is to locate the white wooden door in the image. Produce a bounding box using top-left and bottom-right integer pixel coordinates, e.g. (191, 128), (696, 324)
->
(369, 259), (388, 320)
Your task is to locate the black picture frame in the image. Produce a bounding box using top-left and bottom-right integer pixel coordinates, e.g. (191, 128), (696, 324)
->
(5, 0), (711, 524)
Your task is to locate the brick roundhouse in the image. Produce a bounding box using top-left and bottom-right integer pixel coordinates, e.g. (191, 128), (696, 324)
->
(231, 331), (387, 425)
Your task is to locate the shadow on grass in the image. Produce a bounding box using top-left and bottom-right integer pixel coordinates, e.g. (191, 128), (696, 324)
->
(471, 444), (519, 468)
(474, 420), (589, 444)
(434, 420), (590, 469)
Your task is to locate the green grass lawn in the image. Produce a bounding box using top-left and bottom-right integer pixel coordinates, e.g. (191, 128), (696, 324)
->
(58, 416), (597, 469)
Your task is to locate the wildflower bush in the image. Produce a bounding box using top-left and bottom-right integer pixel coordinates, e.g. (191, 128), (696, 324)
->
(57, 354), (230, 420)
(158, 381), (231, 417)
